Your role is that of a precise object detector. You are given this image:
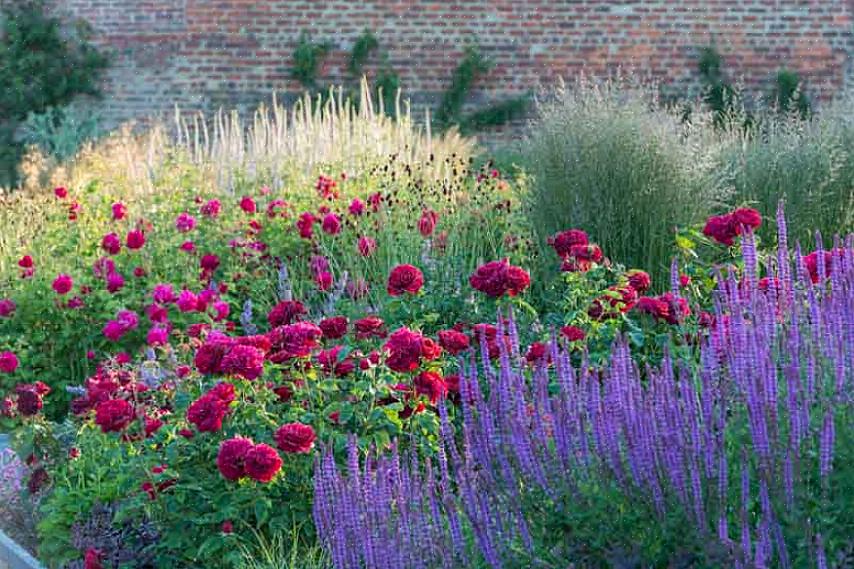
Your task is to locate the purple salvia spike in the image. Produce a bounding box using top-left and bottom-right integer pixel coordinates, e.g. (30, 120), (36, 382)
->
(740, 456), (752, 565)
(815, 231), (826, 284)
(671, 257), (680, 296)
(816, 533), (828, 569)
(819, 410), (835, 480)
(742, 228), (758, 293)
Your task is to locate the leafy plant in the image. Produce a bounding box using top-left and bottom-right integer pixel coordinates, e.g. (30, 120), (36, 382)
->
(291, 31), (331, 91)
(434, 44), (493, 129)
(771, 68), (811, 118)
(458, 95), (530, 134)
(348, 29), (379, 79)
(0, 0), (108, 186)
(19, 104), (101, 161)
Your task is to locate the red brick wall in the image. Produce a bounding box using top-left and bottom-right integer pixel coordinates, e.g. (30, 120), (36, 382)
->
(48, 0), (854, 133)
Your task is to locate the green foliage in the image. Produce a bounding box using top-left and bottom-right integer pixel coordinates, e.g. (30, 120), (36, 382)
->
(291, 31), (331, 90)
(696, 45), (744, 128)
(373, 59), (400, 116)
(772, 68), (811, 118)
(458, 95), (530, 134)
(0, 0), (108, 186)
(434, 45), (493, 129)
(19, 104), (101, 161)
(348, 29), (379, 79)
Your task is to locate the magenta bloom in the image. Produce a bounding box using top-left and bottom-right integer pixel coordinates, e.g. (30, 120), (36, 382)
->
(126, 230), (146, 250)
(106, 272), (125, 293)
(152, 284), (176, 305)
(175, 212), (197, 233)
(0, 351), (18, 373)
(239, 196), (257, 214)
(101, 233), (122, 255)
(146, 326), (170, 346)
(217, 437), (254, 481)
(348, 198), (365, 216)
(274, 422), (317, 454)
(220, 344), (265, 380)
(111, 202), (127, 220)
(0, 299), (16, 318)
(322, 213), (341, 235)
(177, 290), (198, 312)
(200, 199), (221, 218)
(52, 274), (73, 295)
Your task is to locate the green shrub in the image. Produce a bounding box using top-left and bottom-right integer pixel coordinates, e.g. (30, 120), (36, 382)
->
(19, 104), (101, 161)
(523, 79), (728, 287)
(0, 0), (108, 187)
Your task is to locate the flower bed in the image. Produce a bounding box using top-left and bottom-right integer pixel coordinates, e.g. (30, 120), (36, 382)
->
(0, 139), (852, 568)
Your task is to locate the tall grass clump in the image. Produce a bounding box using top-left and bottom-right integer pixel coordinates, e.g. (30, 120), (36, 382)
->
(9, 79), (474, 198)
(523, 78), (728, 286)
(716, 98), (854, 246)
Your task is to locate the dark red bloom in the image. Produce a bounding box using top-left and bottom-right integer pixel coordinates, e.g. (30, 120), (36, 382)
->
(525, 342), (548, 363)
(267, 300), (306, 328)
(15, 385), (43, 416)
(387, 264), (424, 296)
(220, 344), (266, 380)
(274, 422), (316, 454)
(187, 393), (228, 433)
(94, 399), (135, 432)
(354, 316), (387, 339)
(200, 254), (220, 272)
(194, 340), (232, 375)
(296, 212), (315, 239)
(469, 259), (530, 298)
(221, 520), (233, 534)
(101, 233), (122, 255)
(357, 236), (377, 257)
(0, 351), (18, 373)
(548, 229), (589, 258)
(626, 270), (652, 293)
(244, 443), (282, 482)
(319, 316), (348, 340)
(560, 326), (586, 342)
(438, 329), (470, 355)
(413, 371), (446, 404)
(384, 327), (434, 373)
(731, 207), (762, 232)
(217, 437), (254, 481)
(418, 209), (438, 237)
(54, 186), (68, 199)
(267, 322), (322, 362)
(803, 248), (845, 283)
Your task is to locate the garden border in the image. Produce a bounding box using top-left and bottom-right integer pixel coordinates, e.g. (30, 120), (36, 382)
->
(0, 528), (44, 569)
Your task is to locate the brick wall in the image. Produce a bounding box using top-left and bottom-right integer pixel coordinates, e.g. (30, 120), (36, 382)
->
(47, 0), (854, 134)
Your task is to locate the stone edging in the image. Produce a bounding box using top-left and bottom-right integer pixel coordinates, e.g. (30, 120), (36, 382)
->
(0, 528), (44, 569)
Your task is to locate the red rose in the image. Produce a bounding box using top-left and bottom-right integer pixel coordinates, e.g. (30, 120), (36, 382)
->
(274, 422), (316, 454)
(354, 316), (386, 339)
(54, 186), (68, 199)
(387, 264), (424, 296)
(194, 340), (232, 375)
(469, 259), (530, 298)
(101, 233), (122, 255)
(525, 342), (548, 363)
(52, 274), (73, 295)
(319, 316), (348, 340)
(94, 399), (134, 432)
(420, 337), (442, 361)
(239, 196), (257, 214)
(18, 255), (34, 269)
(126, 230), (146, 250)
(267, 322), (322, 362)
(438, 329), (470, 355)
(221, 520), (233, 534)
(0, 351), (18, 373)
(731, 207), (761, 233)
(560, 326), (586, 342)
(221, 344), (266, 380)
(267, 300), (307, 328)
(187, 393), (230, 432)
(217, 437), (254, 481)
(504, 265), (531, 296)
(357, 236), (377, 257)
(626, 270), (652, 293)
(244, 443), (282, 482)
(703, 214), (736, 246)
(384, 327), (424, 372)
(548, 229), (589, 258)
(418, 209), (438, 237)
(413, 371), (446, 404)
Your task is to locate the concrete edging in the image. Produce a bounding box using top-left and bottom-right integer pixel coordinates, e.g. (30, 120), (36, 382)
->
(0, 434), (45, 569)
(0, 528), (44, 569)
